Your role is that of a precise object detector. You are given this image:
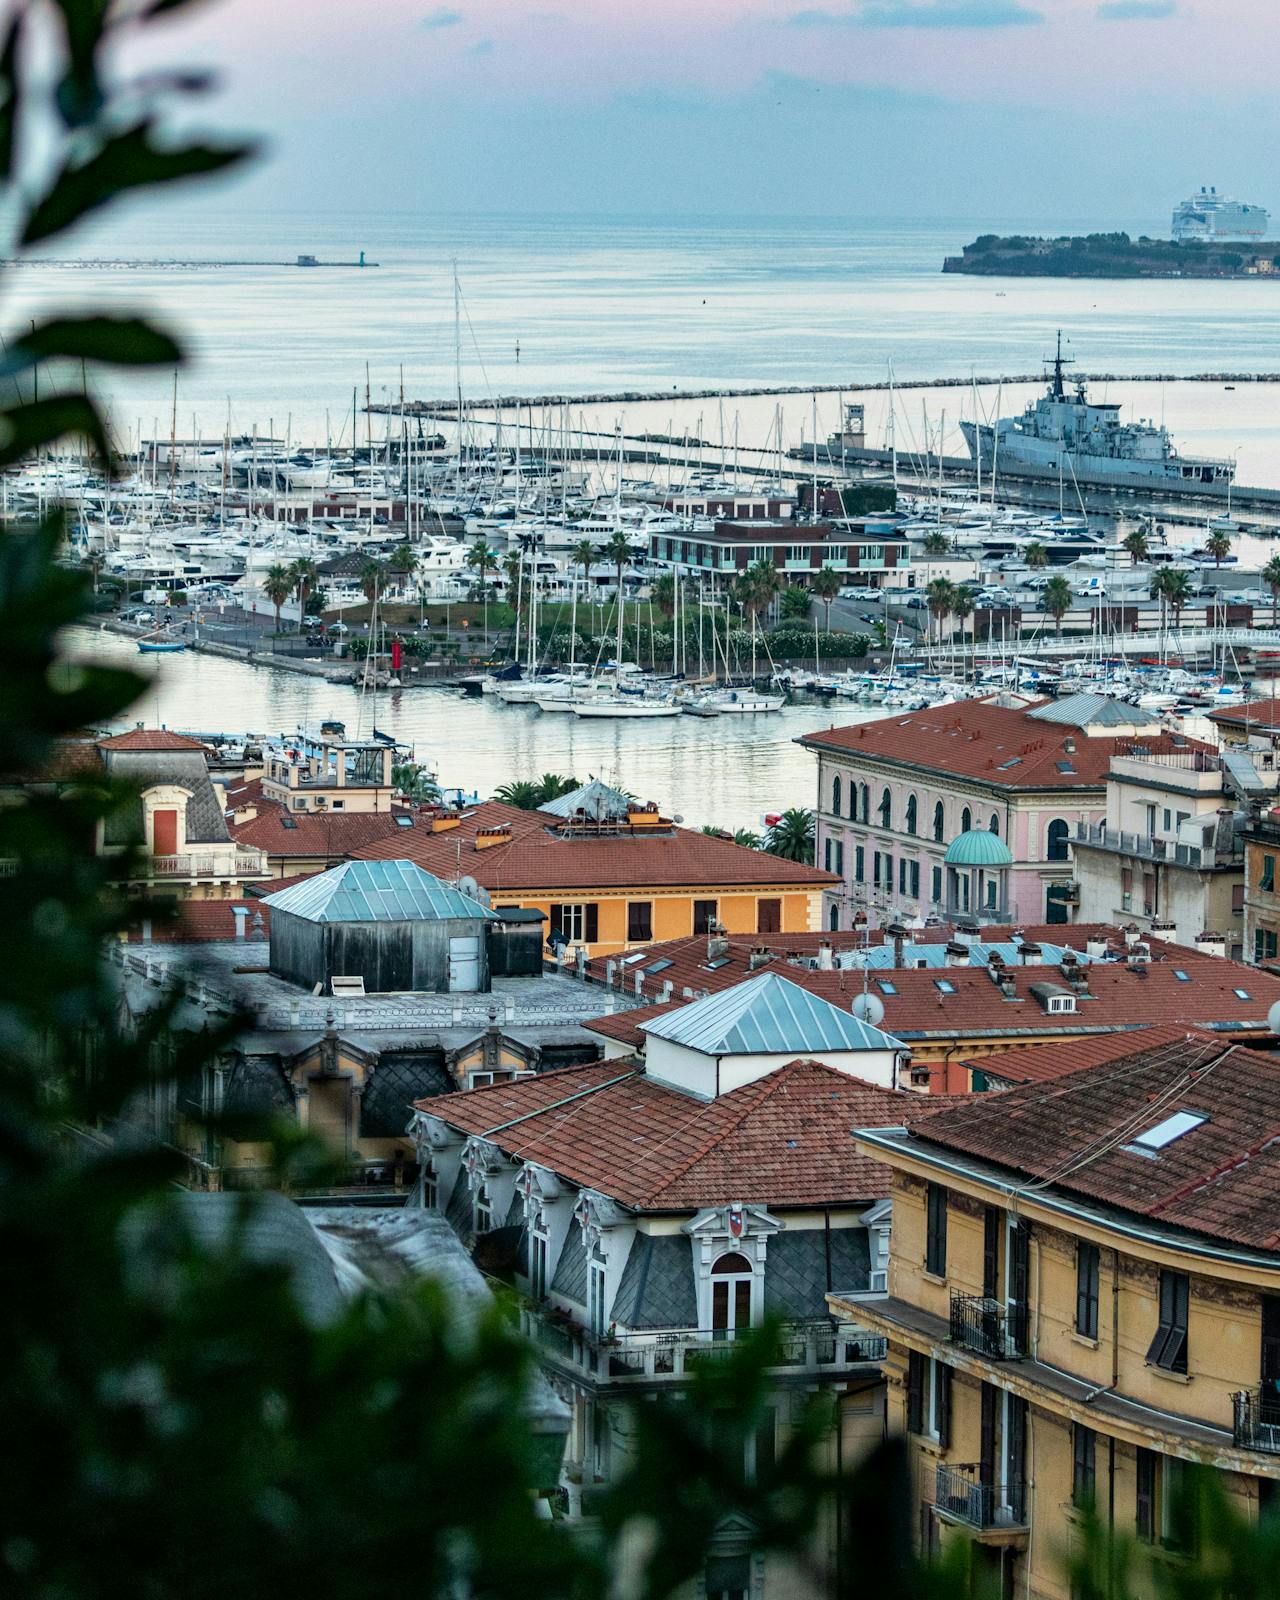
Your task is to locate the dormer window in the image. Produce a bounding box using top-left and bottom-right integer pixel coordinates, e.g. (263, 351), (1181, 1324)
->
(473, 1184), (492, 1236)
(1048, 994), (1076, 1014)
(711, 1252), (754, 1341)
(588, 1247), (608, 1337)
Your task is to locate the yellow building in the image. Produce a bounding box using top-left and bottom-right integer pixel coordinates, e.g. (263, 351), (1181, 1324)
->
(1243, 812), (1280, 967)
(830, 1031), (1280, 1598)
(352, 779), (835, 958)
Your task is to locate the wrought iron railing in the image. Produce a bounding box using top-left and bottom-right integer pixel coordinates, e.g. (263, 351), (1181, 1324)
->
(1233, 1385), (1280, 1453)
(949, 1292), (1027, 1359)
(934, 1465), (1027, 1530)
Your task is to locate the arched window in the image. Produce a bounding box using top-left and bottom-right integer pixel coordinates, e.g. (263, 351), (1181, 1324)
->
(711, 1251), (754, 1340)
(878, 786), (892, 830)
(905, 793), (918, 836)
(933, 800), (945, 842)
(828, 902), (840, 932)
(990, 813), (1000, 836)
(1046, 818), (1070, 862)
(832, 774), (842, 816)
(961, 806), (972, 834)
(859, 783), (870, 824)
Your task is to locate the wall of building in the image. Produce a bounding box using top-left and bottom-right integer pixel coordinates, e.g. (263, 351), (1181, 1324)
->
(491, 886), (819, 957)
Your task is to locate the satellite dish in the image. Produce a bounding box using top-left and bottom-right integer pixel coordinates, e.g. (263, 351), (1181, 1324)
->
(851, 992), (886, 1027)
(1268, 999), (1280, 1037)
(456, 875), (490, 908)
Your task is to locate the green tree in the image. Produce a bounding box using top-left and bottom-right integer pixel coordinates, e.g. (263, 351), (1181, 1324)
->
(602, 529), (633, 662)
(764, 807), (815, 865)
(493, 779), (540, 809)
(289, 556), (320, 629)
(1123, 527), (1150, 566)
(465, 538), (497, 596)
(1205, 527), (1232, 568)
(392, 761), (440, 803)
(779, 584), (812, 622)
(652, 571), (678, 620)
(1042, 574), (1073, 638)
(1263, 554), (1280, 624)
(812, 564), (842, 630)
(950, 584), (974, 674)
(359, 557), (386, 607)
(1024, 541), (1049, 572)
(262, 562), (292, 635)
(925, 576), (954, 647)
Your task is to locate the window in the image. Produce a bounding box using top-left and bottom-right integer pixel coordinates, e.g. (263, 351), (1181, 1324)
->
(531, 1229), (549, 1300)
(909, 859), (920, 899)
(1128, 1111), (1207, 1154)
(931, 865), (942, 904)
(925, 1182), (948, 1276)
(824, 838), (832, 872)
(906, 1351), (951, 1445)
(421, 1160), (438, 1210)
(905, 793), (918, 835)
(1146, 1270), (1189, 1373)
(627, 901), (653, 943)
(693, 899), (718, 935)
(710, 1251), (753, 1340)
(828, 902), (839, 932)
(704, 1554), (750, 1600)
(1263, 854), (1277, 893)
(757, 897), (781, 934)
(834, 840), (844, 877)
(1255, 928), (1278, 963)
(881, 852), (893, 890)
(933, 800), (945, 842)
(1136, 1448), (1157, 1542)
(1047, 818), (1071, 862)
(832, 774), (842, 816)
(1072, 1424), (1096, 1510)
(859, 783), (870, 823)
(855, 845), (865, 883)
(990, 813), (1000, 836)
(899, 856), (908, 894)
(961, 806), (972, 834)
(549, 903), (599, 944)
(589, 1250), (608, 1338)
(1076, 1241), (1100, 1339)
(935, 979), (955, 995)
(879, 786), (892, 829)
(1235, 987), (1252, 1001)
(473, 1184), (492, 1236)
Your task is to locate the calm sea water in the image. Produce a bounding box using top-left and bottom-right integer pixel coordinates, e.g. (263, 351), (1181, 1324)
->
(75, 627), (890, 834)
(9, 209), (1280, 480)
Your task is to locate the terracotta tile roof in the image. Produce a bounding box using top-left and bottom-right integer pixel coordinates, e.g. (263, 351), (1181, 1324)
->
(98, 728), (208, 752)
(124, 899), (271, 943)
(1209, 698), (1280, 731)
(797, 697), (1212, 791)
(961, 1024), (1218, 1087)
(419, 1057), (933, 1210)
(350, 799), (836, 892)
(227, 801), (412, 858)
(902, 1034), (1280, 1251)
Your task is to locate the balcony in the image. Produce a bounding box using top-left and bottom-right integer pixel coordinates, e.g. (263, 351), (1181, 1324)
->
(147, 852), (269, 881)
(934, 1465), (1028, 1540)
(1233, 1386), (1280, 1453)
(1073, 821), (1241, 870)
(949, 1292), (1027, 1360)
(519, 1306), (886, 1387)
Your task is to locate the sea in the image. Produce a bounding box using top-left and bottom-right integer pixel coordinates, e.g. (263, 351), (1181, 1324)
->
(32, 206), (1280, 825)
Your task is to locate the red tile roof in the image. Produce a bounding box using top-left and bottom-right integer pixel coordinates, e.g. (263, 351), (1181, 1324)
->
(227, 796), (412, 858)
(1209, 698), (1280, 732)
(98, 728), (208, 752)
(124, 899), (271, 943)
(351, 799), (836, 892)
(798, 697), (1211, 791)
(420, 1057), (934, 1210)
(961, 1024), (1218, 1087)
(901, 1034), (1280, 1251)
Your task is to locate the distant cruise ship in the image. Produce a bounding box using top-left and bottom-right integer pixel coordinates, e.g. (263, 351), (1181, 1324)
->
(1172, 187), (1270, 241)
(960, 337), (1236, 489)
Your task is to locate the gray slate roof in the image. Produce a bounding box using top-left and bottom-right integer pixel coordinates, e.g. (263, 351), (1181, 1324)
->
(178, 1191), (344, 1325)
(550, 1215), (588, 1303)
(101, 748), (231, 846)
(762, 1227), (869, 1318)
(611, 1233), (697, 1329)
(361, 1052), (453, 1136)
(539, 777), (631, 821)
(639, 971), (901, 1056)
(264, 859), (499, 925)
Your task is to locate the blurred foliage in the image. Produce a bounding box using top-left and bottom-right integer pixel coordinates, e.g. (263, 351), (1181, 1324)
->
(0, 7), (1277, 1600)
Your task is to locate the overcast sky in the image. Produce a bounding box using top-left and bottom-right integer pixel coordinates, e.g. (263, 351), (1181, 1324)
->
(149, 0), (1278, 222)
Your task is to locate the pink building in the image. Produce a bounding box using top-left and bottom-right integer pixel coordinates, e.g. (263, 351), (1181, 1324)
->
(798, 692), (1183, 931)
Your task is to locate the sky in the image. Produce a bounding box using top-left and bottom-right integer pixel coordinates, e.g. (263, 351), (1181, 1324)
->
(131, 0), (1280, 222)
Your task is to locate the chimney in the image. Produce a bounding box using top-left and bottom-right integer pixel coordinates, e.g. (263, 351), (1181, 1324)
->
(707, 921), (730, 962)
(886, 920), (909, 969)
(232, 906), (248, 940)
(634, 972), (645, 997)
(954, 917), (979, 947)
(1000, 974), (1017, 998)
(575, 946), (587, 978)
(817, 940), (834, 971)
(605, 959), (616, 988)
(1194, 930), (1227, 959)
(944, 940), (968, 967)
(659, 979), (674, 1003)
(1017, 941), (1042, 966)
(1148, 920), (1177, 942)
(474, 824), (512, 851)
(748, 945), (772, 971)
(1085, 937), (1107, 960)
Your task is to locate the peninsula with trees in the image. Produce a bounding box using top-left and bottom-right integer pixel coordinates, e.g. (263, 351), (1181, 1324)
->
(943, 231), (1280, 279)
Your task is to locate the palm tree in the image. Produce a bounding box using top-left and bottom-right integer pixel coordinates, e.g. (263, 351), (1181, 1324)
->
(392, 761), (440, 803)
(532, 773), (578, 804)
(602, 529), (633, 664)
(732, 828), (762, 850)
(289, 556), (320, 629)
(1024, 542), (1048, 573)
(465, 539), (498, 597)
(1161, 568), (1193, 629)
(359, 558), (385, 607)
(492, 780), (540, 810)
(651, 572), (677, 620)
(763, 807), (814, 865)
(921, 529), (948, 587)
(1263, 555), (1280, 624)
(736, 559), (779, 624)
(1122, 528), (1149, 567)
(779, 585), (812, 622)
(1042, 575), (1072, 639)
(950, 584), (974, 676)
(925, 576), (954, 650)
(1205, 527), (1232, 568)
(262, 563), (292, 636)
(812, 564), (841, 631)
(389, 542), (417, 578)
(571, 538), (597, 623)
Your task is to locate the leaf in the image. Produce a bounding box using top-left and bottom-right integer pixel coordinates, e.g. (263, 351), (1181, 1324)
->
(0, 393), (110, 468)
(0, 9), (23, 183)
(21, 120), (253, 246)
(6, 317), (182, 373)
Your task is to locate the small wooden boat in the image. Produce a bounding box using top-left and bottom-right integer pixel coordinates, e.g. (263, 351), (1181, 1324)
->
(137, 638), (187, 654)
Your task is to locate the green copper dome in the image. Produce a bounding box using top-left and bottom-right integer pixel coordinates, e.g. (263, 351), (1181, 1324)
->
(944, 828), (1014, 868)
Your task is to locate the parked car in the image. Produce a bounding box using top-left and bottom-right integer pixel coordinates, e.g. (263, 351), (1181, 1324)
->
(842, 585), (882, 602)
(904, 595), (928, 610)
(328, 621), (350, 634)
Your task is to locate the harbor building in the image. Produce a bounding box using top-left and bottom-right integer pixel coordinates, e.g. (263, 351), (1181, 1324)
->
(579, 922), (1280, 1091)
(346, 779), (835, 958)
(647, 518), (908, 591)
(411, 974), (926, 1600)
(112, 858), (626, 1194)
(832, 1032), (1280, 1600)
(799, 693), (1193, 930)
(1069, 741), (1276, 958)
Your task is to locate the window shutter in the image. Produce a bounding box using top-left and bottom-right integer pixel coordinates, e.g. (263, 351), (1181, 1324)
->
(982, 1207), (1001, 1298)
(1009, 1221), (1031, 1355)
(584, 903), (599, 942)
(979, 1382), (996, 1487)
(906, 1350), (924, 1435)
(1136, 1448), (1155, 1542)
(935, 1363), (952, 1450)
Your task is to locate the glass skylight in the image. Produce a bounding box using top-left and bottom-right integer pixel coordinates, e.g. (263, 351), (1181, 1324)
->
(1126, 1110), (1207, 1155)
